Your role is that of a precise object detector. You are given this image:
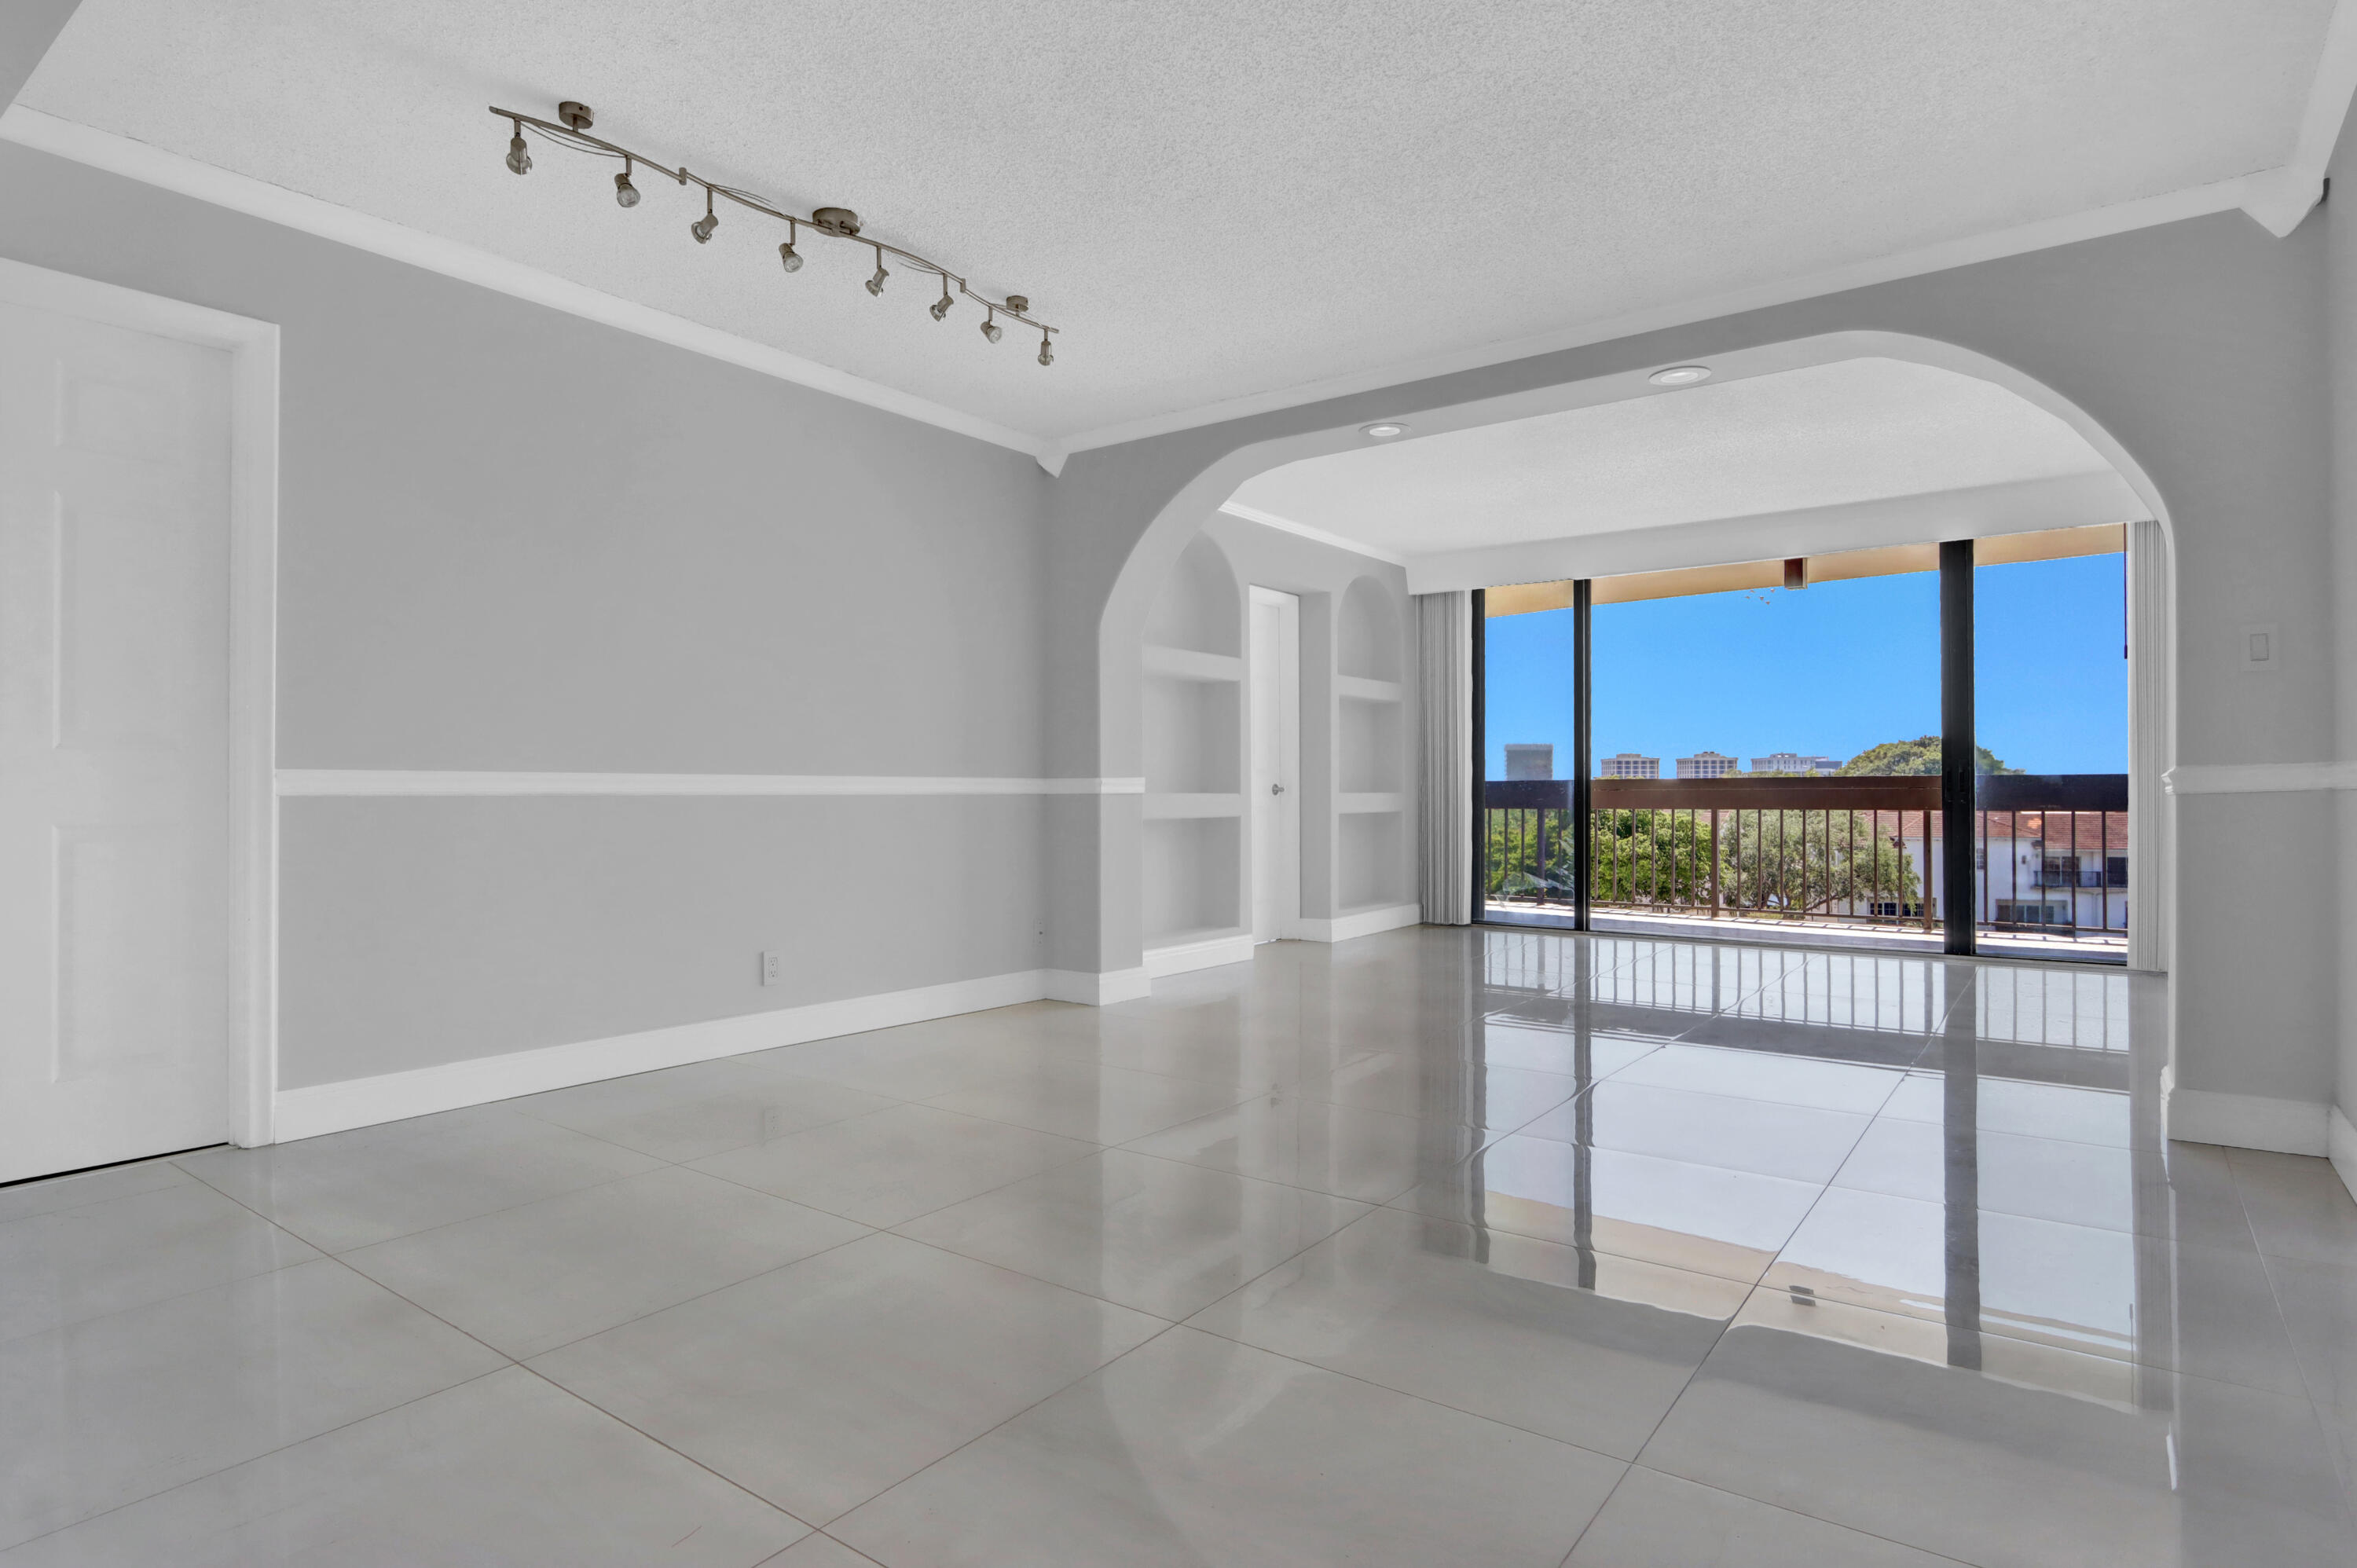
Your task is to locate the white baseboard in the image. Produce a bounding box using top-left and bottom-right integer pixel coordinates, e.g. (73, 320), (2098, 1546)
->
(1144, 933), (1257, 979)
(274, 967), (1109, 1143)
(1295, 903), (1424, 943)
(1043, 966), (1151, 1005)
(2163, 1071), (2330, 1156)
(2331, 1105), (2357, 1205)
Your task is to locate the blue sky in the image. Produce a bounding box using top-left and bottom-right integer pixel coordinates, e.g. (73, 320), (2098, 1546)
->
(1484, 552), (2127, 775)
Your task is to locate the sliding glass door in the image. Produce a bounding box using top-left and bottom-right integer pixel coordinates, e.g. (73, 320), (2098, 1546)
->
(1475, 526), (2131, 962)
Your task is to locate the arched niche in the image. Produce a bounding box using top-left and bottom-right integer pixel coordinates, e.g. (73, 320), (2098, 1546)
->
(1337, 574), (1405, 681)
(1145, 532), (1242, 657)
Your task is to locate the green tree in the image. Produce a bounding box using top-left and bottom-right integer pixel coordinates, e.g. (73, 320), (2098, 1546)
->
(1714, 808), (1921, 918)
(1486, 808), (1574, 899)
(1838, 736), (2018, 776)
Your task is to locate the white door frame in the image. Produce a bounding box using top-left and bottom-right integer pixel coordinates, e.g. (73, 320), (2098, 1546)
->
(1248, 585), (1302, 940)
(0, 258), (280, 1151)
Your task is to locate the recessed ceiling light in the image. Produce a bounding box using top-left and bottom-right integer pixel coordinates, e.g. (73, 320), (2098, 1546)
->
(1648, 365), (1712, 387)
(1361, 422), (1409, 439)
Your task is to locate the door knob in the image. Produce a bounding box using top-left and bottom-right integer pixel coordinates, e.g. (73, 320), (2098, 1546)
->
(1270, 783), (1285, 795)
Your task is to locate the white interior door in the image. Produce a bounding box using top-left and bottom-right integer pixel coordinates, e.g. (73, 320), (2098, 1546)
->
(0, 295), (233, 1181)
(1248, 587), (1301, 942)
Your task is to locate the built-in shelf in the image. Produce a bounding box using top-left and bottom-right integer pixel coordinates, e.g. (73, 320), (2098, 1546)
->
(1145, 791), (1246, 819)
(1336, 674), (1405, 703)
(1143, 643), (1245, 683)
(1339, 793), (1407, 815)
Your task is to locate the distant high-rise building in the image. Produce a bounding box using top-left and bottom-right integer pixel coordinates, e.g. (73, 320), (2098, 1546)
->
(1677, 750), (1738, 779)
(1751, 752), (1841, 775)
(1504, 743), (1554, 780)
(1597, 752), (1659, 779)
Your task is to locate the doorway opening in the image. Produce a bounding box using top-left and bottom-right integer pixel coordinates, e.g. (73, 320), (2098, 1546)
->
(1247, 586), (1302, 943)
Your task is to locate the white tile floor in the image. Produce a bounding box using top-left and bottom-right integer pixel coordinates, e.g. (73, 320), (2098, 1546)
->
(3, 927), (2355, 1566)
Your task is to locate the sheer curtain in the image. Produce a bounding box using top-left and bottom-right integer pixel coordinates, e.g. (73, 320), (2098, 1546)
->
(1417, 590), (1472, 924)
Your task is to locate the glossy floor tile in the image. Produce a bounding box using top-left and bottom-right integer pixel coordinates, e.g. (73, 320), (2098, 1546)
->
(0, 1258), (504, 1548)
(0, 926), (2345, 1566)
(1764, 1185), (2309, 1390)
(687, 1102), (1096, 1227)
(1186, 1204), (1747, 1456)
(1831, 1115), (2254, 1247)
(0, 1178), (317, 1344)
(1563, 1464), (1966, 1566)
(340, 1165), (869, 1357)
(832, 1326), (1624, 1567)
(527, 1233), (1163, 1526)
(897, 1149), (1369, 1319)
(1120, 1090), (1493, 1203)
(0, 1366), (804, 1566)
(2229, 1146), (2357, 1264)
(1640, 1290), (2355, 1566)
(2266, 1251), (2357, 1495)
(1519, 1077), (1872, 1184)
(174, 1105), (665, 1252)
(923, 1060), (1249, 1144)
(1395, 1133), (1825, 1282)
(510, 1057), (901, 1163)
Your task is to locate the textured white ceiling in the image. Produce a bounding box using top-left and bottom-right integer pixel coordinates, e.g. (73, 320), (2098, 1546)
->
(20, 1), (2337, 445)
(1227, 358), (2116, 557)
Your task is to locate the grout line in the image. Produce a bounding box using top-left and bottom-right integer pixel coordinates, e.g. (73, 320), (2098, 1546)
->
(1556, 1462), (1986, 1567)
(0, 1363), (530, 1556)
(513, 1359), (823, 1532)
(357, 1215), (885, 1366)
(812, 1317), (1191, 1541)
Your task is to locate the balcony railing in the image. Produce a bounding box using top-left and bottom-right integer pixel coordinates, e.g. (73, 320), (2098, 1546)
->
(1483, 774), (2128, 944)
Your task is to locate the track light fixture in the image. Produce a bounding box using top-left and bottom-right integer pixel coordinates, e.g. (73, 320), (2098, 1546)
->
(490, 99), (1058, 365)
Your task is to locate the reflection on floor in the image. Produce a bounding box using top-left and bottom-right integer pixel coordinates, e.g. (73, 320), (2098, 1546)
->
(3, 928), (2354, 1565)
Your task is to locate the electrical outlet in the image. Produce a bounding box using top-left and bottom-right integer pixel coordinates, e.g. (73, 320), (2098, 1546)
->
(761, 949), (783, 986)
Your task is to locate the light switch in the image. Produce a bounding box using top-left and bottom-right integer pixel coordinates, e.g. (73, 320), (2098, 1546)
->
(2238, 622), (2280, 672)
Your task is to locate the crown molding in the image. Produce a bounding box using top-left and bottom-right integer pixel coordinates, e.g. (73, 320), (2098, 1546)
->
(2242, 0), (2357, 236)
(1215, 501), (1407, 567)
(0, 105), (1055, 463)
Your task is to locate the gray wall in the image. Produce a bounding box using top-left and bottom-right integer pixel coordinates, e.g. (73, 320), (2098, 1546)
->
(2330, 116), (2357, 1142)
(1052, 207), (2341, 1116)
(0, 141), (1054, 1087)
